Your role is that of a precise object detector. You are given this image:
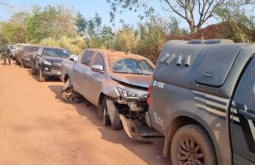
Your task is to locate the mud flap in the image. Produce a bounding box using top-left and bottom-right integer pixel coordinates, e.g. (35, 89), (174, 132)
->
(119, 114), (162, 143)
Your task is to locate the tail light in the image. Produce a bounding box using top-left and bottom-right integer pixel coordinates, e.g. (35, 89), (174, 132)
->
(147, 84), (152, 106)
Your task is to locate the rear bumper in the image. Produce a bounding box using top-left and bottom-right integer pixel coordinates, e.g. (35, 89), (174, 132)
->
(145, 111), (152, 127)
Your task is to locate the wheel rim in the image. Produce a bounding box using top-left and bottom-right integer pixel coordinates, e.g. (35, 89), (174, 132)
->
(176, 137), (204, 165)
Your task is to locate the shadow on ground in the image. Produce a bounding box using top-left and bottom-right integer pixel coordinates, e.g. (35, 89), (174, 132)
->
(48, 84), (170, 165)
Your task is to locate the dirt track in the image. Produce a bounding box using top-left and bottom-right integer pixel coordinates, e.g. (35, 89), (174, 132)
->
(0, 60), (170, 165)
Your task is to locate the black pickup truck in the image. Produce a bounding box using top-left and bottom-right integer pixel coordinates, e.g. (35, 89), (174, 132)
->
(140, 39), (255, 165)
(31, 46), (70, 82)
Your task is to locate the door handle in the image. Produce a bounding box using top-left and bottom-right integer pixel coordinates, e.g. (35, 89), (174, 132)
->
(74, 67), (78, 71)
(239, 110), (255, 121)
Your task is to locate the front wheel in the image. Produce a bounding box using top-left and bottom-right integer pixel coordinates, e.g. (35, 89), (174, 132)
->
(21, 59), (25, 68)
(15, 56), (20, 65)
(31, 64), (37, 75)
(106, 97), (122, 130)
(61, 78), (82, 103)
(37, 67), (45, 82)
(170, 125), (217, 165)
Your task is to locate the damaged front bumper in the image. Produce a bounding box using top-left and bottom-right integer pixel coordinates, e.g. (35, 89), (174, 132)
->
(119, 113), (162, 143)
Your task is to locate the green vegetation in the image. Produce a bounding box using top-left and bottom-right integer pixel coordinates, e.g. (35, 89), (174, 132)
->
(0, 2), (254, 64)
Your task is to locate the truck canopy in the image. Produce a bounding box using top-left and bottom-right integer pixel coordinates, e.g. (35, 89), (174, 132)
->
(153, 40), (255, 98)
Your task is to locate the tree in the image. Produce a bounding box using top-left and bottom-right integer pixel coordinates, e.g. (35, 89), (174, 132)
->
(0, 22), (26, 43)
(25, 4), (76, 43)
(215, 2), (255, 42)
(75, 12), (87, 36)
(107, 0), (228, 33)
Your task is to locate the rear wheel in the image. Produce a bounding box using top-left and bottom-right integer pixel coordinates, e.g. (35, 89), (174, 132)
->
(37, 67), (45, 82)
(106, 97), (122, 130)
(170, 125), (217, 165)
(61, 78), (82, 103)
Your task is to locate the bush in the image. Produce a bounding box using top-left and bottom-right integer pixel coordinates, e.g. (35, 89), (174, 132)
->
(39, 35), (86, 54)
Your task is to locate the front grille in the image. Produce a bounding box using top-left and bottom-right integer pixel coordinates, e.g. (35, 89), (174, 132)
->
(52, 63), (61, 67)
(52, 66), (60, 70)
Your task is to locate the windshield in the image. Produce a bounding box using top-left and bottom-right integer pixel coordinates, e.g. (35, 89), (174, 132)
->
(42, 48), (70, 58)
(108, 56), (154, 75)
(24, 46), (40, 53)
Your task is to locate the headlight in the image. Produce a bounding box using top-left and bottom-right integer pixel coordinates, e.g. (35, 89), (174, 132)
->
(117, 85), (148, 99)
(43, 60), (52, 65)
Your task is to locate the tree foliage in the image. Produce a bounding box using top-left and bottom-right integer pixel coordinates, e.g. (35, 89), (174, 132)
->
(25, 4), (76, 42)
(215, 3), (255, 42)
(0, 22), (26, 43)
(106, 0), (255, 33)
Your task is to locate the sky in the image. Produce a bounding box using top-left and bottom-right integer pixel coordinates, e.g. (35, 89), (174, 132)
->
(0, 0), (224, 32)
(0, 0), (166, 31)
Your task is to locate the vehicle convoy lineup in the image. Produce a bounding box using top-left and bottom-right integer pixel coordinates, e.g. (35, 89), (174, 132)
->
(5, 39), (255, 165)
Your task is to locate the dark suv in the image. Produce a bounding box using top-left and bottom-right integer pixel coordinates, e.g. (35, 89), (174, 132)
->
(31, 46), (70, 82)
(16, 45), (41, 68)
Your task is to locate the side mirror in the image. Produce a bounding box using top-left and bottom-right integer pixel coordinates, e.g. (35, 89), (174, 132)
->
(69, 55), (78, 62)
(91, 65), (104, 73)
(69, 57), (78, 62)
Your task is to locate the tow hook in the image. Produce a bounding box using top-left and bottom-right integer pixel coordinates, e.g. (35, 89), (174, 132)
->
(119, 114), (162, 143)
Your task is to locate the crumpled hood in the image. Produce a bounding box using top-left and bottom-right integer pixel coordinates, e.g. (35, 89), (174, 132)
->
(110, 73), (152, 88)
(43, 55), (68, 63)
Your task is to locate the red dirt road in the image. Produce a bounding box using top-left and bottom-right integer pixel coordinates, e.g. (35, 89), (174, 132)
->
(0, 61), (170, 165)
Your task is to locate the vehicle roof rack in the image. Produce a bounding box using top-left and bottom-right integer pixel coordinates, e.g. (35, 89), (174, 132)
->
(187, 39), (233, 45)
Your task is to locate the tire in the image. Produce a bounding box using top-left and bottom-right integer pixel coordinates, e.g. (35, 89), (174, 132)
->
(105, 97), (122, 130)
(37, 67), (45, 82)
(23, 60), (27, 68)
(170, 125), (217, 165)
(15, 57), (20, 65)
(61, 78), (82, 103)
(97, 96), (106, 118)
(31, 64), (37, 75)
(97, 96), (110, 125)
(21, 59), (24, 68)
(103, 106), (111, 125)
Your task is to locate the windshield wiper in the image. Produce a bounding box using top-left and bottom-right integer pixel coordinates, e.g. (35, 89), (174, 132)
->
(129, 58), (144, 75)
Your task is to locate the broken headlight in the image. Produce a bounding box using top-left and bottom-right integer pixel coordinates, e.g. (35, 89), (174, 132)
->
(117, 85), (148, 99)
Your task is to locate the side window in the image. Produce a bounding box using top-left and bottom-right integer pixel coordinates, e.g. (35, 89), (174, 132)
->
(236, 62), (255, 111)
(92, 53), (104, 69)
(81, 50), (94, 66)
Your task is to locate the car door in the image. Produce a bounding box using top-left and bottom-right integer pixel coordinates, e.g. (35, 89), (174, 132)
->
(231, 59), (255, 165)
(85, 52), (105, 105)
(72, 50), (94, 99)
